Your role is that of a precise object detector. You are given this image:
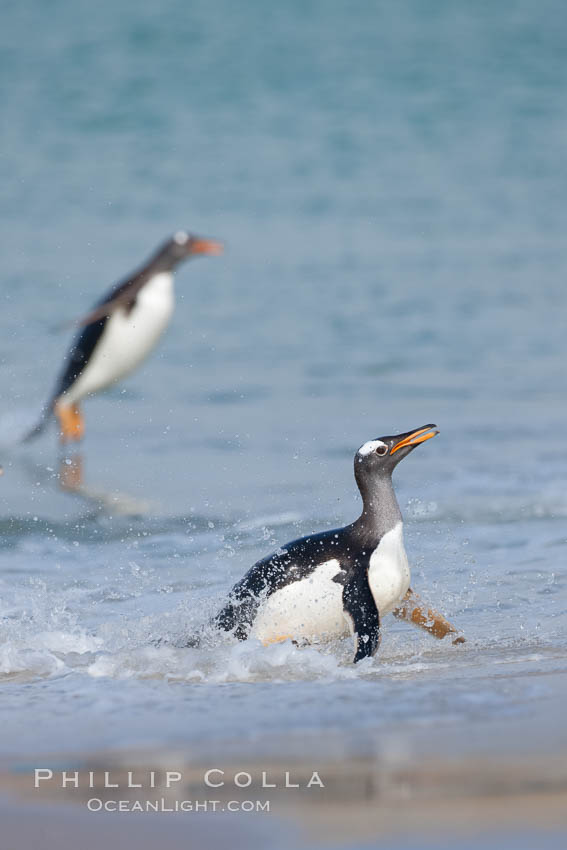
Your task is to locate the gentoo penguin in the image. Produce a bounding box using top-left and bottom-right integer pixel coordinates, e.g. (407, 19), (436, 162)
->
(214, 425), (463, 662)
(24, 231), (223, 443)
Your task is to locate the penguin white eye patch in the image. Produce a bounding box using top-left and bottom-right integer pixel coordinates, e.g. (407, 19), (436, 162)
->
(358, 440), (388, 457)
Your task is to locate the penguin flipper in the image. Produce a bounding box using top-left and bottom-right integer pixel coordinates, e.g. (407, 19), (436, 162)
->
(342, 571), (381, 663)
(213, 597), (258, 641)
(393, 587), (465, 644)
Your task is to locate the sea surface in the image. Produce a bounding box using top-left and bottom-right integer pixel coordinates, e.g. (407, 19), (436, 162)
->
(1, 0), (567, 789)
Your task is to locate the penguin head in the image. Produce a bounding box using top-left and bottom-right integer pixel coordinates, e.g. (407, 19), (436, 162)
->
(162, 231), (224, 267)
(355, 425), (439, 480)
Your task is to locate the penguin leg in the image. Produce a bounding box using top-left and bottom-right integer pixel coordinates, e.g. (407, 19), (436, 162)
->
(262, 634), (295, 646)
(393, 588), (465, 644)
(342, 571), (381, 662)
(55, 401), (85, 444)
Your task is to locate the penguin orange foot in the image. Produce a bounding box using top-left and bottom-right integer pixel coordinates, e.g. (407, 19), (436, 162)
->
(393, 588), (464, 644)
(262, 634), (295, 646)
(55, 402), (84, 444)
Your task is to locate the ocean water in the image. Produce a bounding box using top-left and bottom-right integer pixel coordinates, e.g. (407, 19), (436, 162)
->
(1, 0), (567, 770)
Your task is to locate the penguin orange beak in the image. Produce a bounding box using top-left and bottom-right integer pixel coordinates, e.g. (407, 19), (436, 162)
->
(189, 238), (224, 256)
(390, 425), (439, 455)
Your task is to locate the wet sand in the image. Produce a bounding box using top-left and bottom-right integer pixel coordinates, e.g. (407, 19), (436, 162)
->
(2, 741), (567, 849)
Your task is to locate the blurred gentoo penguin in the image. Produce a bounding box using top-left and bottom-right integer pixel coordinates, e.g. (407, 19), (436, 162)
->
(24, 231), (223, 443)
(214, 425), (464, 662)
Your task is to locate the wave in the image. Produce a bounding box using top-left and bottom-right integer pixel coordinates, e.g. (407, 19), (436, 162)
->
(0, 607), (562, 686)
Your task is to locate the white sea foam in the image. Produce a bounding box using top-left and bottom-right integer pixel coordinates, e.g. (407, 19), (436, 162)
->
(0, 609), (553, 686)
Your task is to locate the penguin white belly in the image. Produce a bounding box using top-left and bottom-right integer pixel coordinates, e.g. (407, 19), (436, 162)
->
(250, 559), (350, 644)
(367, 522), (410, 615)
(63, 273), (174, 403)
